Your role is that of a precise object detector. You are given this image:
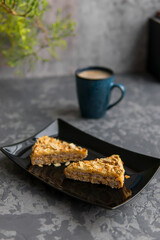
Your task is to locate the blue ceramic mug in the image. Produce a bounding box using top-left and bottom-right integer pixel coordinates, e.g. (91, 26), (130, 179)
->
(75, 66), (125, 119)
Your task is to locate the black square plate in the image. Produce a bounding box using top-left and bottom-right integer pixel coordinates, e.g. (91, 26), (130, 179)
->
(1, 119), (160, 209)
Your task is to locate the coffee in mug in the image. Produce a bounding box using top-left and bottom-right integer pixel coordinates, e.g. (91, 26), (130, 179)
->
(77, 69), (111, 80)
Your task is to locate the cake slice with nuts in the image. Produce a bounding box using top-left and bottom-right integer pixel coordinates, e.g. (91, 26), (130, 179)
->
(64, 155), (125, 188)
(30, 136), (88, 167)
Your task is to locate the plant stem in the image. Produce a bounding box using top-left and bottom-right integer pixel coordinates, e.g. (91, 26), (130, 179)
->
(35, 18), (49, 47)
(0, 1), (33, 17)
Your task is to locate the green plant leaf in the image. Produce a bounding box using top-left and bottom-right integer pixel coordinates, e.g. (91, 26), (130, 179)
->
(0, 0), (76, 75)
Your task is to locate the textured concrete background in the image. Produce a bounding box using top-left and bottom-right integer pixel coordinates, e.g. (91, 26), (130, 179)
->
(0, 0), (160, 78)
(0, 74), (160, 239)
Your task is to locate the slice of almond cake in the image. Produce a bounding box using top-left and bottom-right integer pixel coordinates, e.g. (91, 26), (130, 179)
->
(64, 155), (125, 188)
(30, 136), (88, 167)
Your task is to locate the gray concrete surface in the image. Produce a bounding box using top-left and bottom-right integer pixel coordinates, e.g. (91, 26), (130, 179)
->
(0, 74), (160, 239)
(0, 0), (160, 78)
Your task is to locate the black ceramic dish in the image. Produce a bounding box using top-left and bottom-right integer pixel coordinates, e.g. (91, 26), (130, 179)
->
(1, 119), (160, 209)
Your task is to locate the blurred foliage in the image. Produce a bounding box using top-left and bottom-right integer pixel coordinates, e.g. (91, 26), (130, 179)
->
(0, 0), (76, 73)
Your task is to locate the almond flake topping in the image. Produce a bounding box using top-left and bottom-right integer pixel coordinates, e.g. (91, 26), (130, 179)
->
(54, 163), (61, 167)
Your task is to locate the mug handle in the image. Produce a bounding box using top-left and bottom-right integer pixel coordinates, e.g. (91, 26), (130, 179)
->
(107, 83), (125, 110)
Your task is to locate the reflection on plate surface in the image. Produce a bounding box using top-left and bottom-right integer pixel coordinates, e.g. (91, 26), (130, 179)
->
(28, 164), (132, 208)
